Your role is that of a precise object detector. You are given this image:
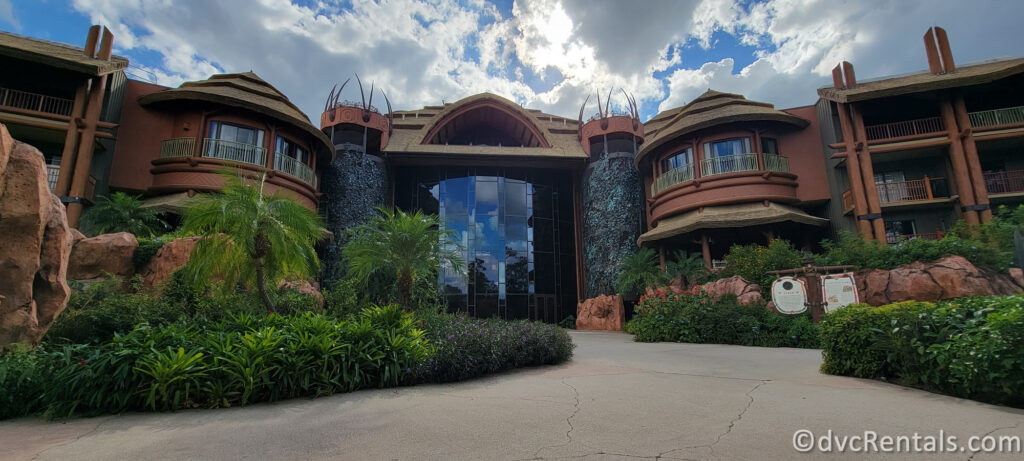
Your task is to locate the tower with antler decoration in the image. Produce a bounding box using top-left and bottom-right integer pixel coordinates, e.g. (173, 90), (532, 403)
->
(577, 90), (646, 298)
(318, 75), (395, 282)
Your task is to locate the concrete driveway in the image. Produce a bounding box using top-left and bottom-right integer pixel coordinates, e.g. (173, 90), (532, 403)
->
(2, 331), (1022, 460)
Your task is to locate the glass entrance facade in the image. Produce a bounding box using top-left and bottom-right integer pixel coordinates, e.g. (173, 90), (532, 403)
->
(394, 166), (578, 323)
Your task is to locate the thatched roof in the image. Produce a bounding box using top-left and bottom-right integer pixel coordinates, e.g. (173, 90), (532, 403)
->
(637, 202), (827, 245)
(139, 72), (332, 157)
(637, 90), (808, 166)
(818, 57), (1024, 103)
(0, 30), (129, 76)
(385, 93), (587, 160)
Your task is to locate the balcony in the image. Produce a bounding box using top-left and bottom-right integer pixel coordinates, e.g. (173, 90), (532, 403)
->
(652, 164), (695, 196)
(202, 138), (266, 167)
(969, 106), (1024, 129)
(984, 170), (1024, 195)
(159, 137), (196, 158)
(699, 153), (760, 177)
(764, 153), (789, 172)
(864, 116), (944, 141)
(0, 87), (74, 117)
(886, 232), (944, 245)
(876, 177), (948, 204)
(274, 153), (315, 185)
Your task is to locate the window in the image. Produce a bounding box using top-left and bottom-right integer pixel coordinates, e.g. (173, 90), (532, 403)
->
(704, 138), (751, 158)
(761, 137), (779, 155)
(209, 121), (264, 147)
(661, 147), (693, 173)
(275, 136), (309, 165)
(875, 171), (907, 203)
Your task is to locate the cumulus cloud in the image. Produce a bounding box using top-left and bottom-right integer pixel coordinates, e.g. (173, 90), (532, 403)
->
(0, 0), (18, 30)
(68, 0), (1024, 122)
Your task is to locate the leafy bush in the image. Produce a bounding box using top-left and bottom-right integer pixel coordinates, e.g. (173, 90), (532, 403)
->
(821, 296), (1024, 407)
(624, 289), (819, 348)
(720, 239), (803, 291)
(615, 247), (668, 296)
(817, 230), (1012, 271)
(414, 313), (574, 383)
(819, 301), (935, 378)
(3, 306), (431, 419)
(133, 238), (166, 271)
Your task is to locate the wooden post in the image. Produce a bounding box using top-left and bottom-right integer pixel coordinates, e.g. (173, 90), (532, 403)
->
(849, 104), (887, 240)
(701, 234), (712, 269)
(803, 262), (825, 323)
(658, 244), (666, 270)
(924, 175), (933, 200)
(65, 74), (108, 227)
(940, 95), (979, 225)
(952, 93), (992, 223)
(54, 81), (88, 196)
(835, 102), (874, 240)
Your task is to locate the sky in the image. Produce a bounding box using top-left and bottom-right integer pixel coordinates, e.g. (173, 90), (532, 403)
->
(3, 0), (1023, 123)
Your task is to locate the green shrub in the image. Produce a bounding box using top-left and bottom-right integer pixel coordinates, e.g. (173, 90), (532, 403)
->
(720, 239), (803, 291)
(624, 289), (819, 348)
(819, 301), (935, 378)
(414, 313), (575, 383)
(47, 280), (186, 344)
(818, 230), (1013, 271)
(132, 238), (166, 271)
(4, 306), (432, 419)
(822, 296), (1024, 407)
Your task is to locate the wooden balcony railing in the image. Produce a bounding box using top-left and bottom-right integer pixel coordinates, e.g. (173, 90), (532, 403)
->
(886, 231), (944, 245)
(984, 170), (1024, 195)
(699, 153), (760, 177)
(0, 87), (74, 116)
(159, 137), (196, 158)
(969, 106), (1024, 128)
(876, 176), (947, 204)
(202, 138), (266, 167)
(864, 116), (944, 141)
(652, 164), (695, 196)
(274, 153), (315, 185)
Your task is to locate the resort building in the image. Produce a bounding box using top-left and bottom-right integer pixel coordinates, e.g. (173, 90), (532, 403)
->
(3, 24), (1022, 322)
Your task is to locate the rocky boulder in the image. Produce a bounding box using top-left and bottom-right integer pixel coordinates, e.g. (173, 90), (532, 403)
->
(279, 279), (325, 309)
(700, 276), (763, 305)
(139, 236), (199, 290)
(67, 232), (138, 281)
(0, 125), (74, 346)
(853, 256), (1021, 305)
(576, 294), (625, 331)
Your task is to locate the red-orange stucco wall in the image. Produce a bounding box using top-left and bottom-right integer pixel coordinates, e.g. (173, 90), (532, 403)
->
(108, 80), (174, 192)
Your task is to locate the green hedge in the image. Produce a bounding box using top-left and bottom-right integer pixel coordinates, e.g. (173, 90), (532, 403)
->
(821, 296), (1024, 407)
(2, 306), (429, 419)
(624, 289), (819, 348)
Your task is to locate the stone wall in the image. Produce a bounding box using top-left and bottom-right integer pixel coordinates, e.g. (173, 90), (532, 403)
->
(581, 153), (643, 298)
(0, 125), (74, 346)
(320, 145), (388, 283)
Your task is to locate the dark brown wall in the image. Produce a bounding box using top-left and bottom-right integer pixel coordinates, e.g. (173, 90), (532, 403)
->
(781, 105), (830, 203)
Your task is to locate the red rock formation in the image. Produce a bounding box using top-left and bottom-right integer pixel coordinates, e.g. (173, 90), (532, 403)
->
(68, 232), (138, 281)
(0, 126), (73, 346)
(576, 294), (625, 331)
(139, 236), (200, 290)
(278, 279), (325, 309)
(852, 256), (1021, 306)
(700, 276), (763, 305)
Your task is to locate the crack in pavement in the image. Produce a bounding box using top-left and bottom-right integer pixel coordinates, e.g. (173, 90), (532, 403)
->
(656, 380), (770, 460)
(522, 378), (585, 460)
(966, 421), (1022, 461)
(30, 416), (115, 461)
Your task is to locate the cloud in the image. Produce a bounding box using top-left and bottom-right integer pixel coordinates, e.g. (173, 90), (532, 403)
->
(67, 0), (1024, 123)
(0, 0), (19, 30)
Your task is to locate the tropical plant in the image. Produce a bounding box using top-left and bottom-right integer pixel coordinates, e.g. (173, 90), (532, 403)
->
(80, 192), (167, 237)
(665, 250), (709, 288)
(342, 207), (463, 310)
(615, 247), (668, 296)
(179, 171), (324, 312)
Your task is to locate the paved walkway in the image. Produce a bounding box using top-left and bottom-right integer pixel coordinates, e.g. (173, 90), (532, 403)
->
(2, 331), (1022, 460)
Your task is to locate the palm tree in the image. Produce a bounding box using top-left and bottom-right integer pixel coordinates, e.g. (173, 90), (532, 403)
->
(80, 192), (167, 237)
(180, 172), (323, 312)
(615, 247), (669, 296)
(343, 207), (463, 310)
(666, 251), (709, 288)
